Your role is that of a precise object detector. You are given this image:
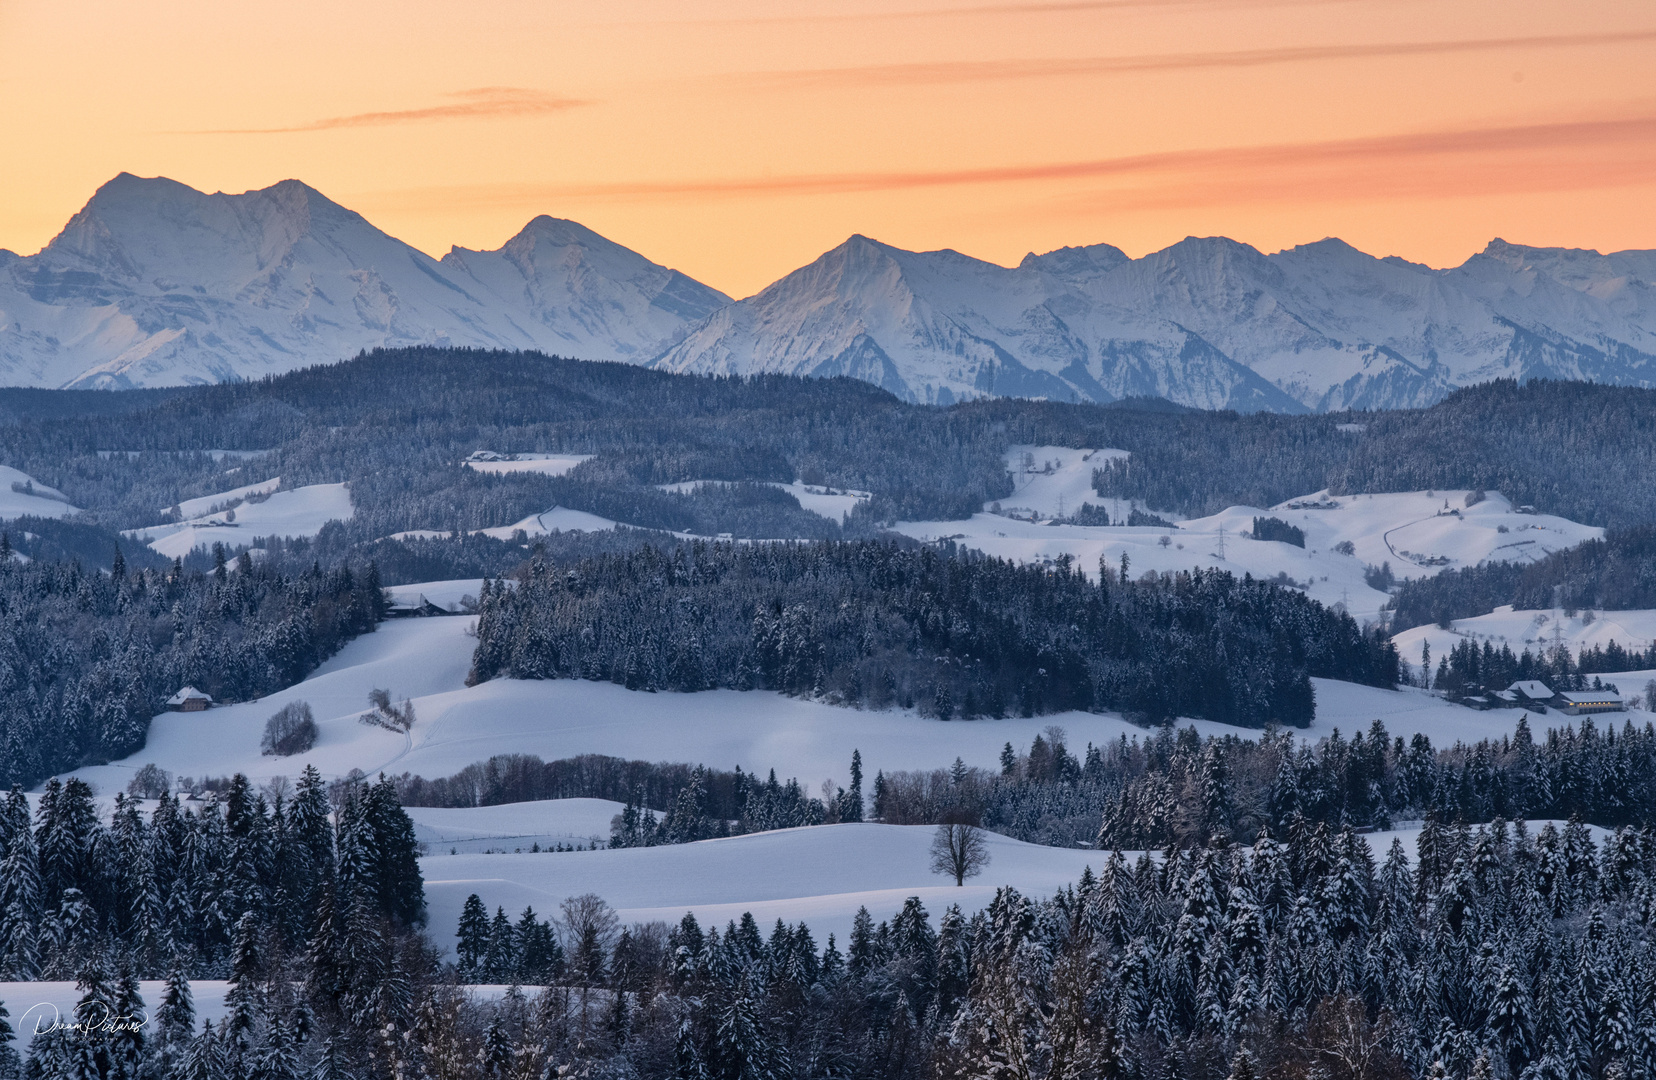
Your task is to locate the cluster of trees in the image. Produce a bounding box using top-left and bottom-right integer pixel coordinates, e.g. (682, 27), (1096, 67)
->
(1094, 716), (1656, 849)
(1390, 525), (1656, 631)
(1427, 639), (1646, 700)
(469, 541), (1397, 729)
(0, 767), (422, 982)
(609, 757), (866, 848)
(0, 548), (384, 791)
(1251, 517), (1305, 548)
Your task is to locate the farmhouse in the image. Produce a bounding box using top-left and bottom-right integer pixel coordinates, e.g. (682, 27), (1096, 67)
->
(166, 686), (213, 712)
(1556, 689), (1624, 716)
(1508, 680), (1554, 705)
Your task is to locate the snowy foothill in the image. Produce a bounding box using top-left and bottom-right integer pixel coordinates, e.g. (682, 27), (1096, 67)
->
(463, 453), (593, 477)
(896, 459), (1602, 626)
(125, 480), (354, 559)
(0, 465), (79, 520)
(1393, 607), (1656, 670)
(422, 816), (1613, 959)
(68, 582), (1565, 806)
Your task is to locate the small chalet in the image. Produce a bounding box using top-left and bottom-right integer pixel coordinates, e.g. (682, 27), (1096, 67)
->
(1508, 680), (1554, 704)
(167, 686), (213, 712)
(1556, 689), (1624, 716)
(1491, 689), (1522, 708)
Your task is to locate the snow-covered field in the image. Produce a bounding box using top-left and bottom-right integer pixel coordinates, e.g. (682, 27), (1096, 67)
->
(68, 589), (1581, 804)
(409, 799), (626, 854)
(1394, 607), (1656, 667)
(0, 465), (79, 520)
(386, 579), (486, 612)
(126, 480), (354, 559)
(422, 822), (1103, 949)
(464, 453), (593, 477)
(894, 447), (1602, 625)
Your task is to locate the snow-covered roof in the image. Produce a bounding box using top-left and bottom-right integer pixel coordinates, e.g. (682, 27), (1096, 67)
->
(1557, 690), (1623, 704)
(166, 686), (213, 705)
(1492, 690), (1520, 703)
(1509, 681), (1554, 699)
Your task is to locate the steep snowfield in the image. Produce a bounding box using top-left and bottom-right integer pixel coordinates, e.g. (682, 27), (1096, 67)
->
(0, 175), (723, 389)
(0, 465), (79, 519)
(409, 799), (628, 854)
(7, 174), (1655, 408)
(422, 823), (1104, 949)
(896, 452), (1600, 625)
(463, 453), (593, 477)
(126, 481), (354, 559)
(441, 216), (730, 364)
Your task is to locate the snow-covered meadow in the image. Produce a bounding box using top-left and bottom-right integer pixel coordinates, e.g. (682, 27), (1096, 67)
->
(895, 447), (1603, 625)
(124, 479), (354, 559)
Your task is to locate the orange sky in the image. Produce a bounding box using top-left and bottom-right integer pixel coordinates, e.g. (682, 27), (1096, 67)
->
(1, 0), (1653, 298)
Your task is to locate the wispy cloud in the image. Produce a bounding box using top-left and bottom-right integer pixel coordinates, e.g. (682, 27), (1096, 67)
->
(731, 28), (1656, 90)
(662, 0), (1356, 27)
(190, 88), (588, 135)
(361, 110), (1656, 211)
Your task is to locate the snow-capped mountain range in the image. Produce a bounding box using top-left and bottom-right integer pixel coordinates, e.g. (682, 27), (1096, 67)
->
(3, 173), (1654, 411)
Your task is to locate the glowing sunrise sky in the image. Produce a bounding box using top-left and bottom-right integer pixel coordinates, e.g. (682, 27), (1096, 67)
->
(1, 0), (1653, 298)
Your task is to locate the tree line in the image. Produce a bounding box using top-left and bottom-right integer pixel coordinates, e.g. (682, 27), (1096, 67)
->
(0, 547), (385, 791)
(14, 810), (1656, 1080)
(0, 766), (423, 983)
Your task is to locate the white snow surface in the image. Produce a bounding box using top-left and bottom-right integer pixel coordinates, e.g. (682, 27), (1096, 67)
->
(386, 579), (486, 612)
(655, 234), (1656, 411)
(0, 465), (79, 519)
(126, 481), (353, 558)
(7, 176), (1656, 410)
(409, 799), (627, 854)
(896, 479), (1600, 625)
(422, 823), (1104, 949)
(1393, 607), (1656, 668)
(69, 592), (1559, 801)
(0, 175), (727, 389)
(463, 454), (594, 477)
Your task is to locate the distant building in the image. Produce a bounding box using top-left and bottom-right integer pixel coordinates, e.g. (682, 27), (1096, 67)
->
(1556, 689), (1624, 716)
(166, 686), (213, 712)
(1508, 680), (1554, 703)
(387, 593), (449, 618)
(1491, 689), (1522, 708)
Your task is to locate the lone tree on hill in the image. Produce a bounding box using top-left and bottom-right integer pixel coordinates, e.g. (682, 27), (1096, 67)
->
(930, 813), (990, 886)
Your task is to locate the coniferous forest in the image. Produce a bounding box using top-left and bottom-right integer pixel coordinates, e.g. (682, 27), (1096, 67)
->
(466, 542), (1398, 729)
(1, 353), (1656, 1080)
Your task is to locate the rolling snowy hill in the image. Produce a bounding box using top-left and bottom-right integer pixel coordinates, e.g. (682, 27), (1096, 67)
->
(4, 174), (1656, 408)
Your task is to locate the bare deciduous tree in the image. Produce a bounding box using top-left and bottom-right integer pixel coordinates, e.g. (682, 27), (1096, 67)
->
(930, 816), (990, 886)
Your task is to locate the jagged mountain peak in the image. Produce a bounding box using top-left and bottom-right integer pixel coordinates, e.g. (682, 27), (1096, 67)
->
(1019, 242), (1130, 279)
